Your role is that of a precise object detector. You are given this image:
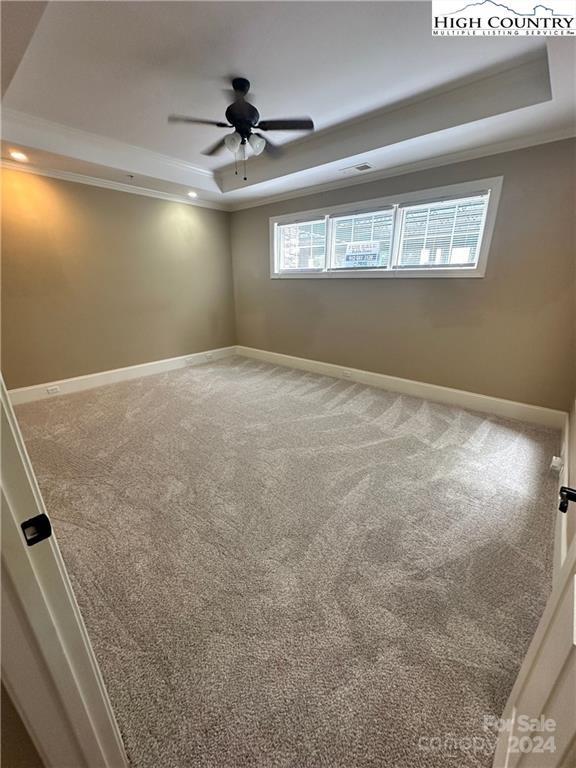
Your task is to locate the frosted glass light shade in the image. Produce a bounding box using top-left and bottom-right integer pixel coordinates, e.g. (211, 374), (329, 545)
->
(224, 132), (242, 153)
(248, 134), (266, 156)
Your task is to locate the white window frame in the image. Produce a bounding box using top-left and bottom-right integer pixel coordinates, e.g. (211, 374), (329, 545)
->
(270, 177), (503, 279)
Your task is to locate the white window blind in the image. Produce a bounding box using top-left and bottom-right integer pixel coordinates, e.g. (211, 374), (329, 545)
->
(330, 209), (394, 269)
(276, 219), (326, 271)
(397, 194), (489, 269)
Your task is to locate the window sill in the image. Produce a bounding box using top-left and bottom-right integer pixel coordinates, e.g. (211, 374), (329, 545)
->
(271, 267), (486, 279)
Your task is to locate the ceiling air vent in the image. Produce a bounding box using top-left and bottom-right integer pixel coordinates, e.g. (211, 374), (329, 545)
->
(339, 162), (374, 176)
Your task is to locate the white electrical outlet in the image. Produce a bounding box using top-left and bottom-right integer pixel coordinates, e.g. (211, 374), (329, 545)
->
(46, 385), (60, 395)
(342, 370), (353, 379)
(550, 455), (564, 473)
(205, 352), (213, 360)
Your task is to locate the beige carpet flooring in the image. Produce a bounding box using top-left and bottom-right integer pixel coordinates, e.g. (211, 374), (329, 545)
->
(16, 357), (560, 768)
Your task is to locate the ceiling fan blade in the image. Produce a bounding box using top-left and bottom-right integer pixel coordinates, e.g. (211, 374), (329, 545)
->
(201, 137), (227, 156)
(254, 133), (283, 158)
(257, 118), (314, 131)
(168, 115), (229, 127)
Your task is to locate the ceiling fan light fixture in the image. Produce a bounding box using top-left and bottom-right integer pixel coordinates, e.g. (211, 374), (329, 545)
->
(167, 78), (314, 167)
(224, 132), (242, 154)
(248, 134), (266, 156)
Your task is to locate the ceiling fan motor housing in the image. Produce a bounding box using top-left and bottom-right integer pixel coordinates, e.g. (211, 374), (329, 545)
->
(231, 77), (251, 96)
(225, 100), (260, 139)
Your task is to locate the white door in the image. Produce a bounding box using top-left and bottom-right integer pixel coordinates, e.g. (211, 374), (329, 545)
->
(1, 376), (129, 768)
(493, 406), (576, 768)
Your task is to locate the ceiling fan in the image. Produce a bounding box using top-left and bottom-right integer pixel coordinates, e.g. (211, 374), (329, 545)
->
(168, 77), (314, 179)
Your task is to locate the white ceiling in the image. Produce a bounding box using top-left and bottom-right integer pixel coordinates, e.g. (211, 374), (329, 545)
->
(2, 1), (575, 209)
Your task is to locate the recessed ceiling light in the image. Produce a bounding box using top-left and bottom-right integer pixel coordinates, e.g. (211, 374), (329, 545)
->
(9, 150), (28, 163)
(187, 191), (198, 199)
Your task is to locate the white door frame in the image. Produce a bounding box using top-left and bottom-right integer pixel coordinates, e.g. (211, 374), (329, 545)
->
(1, 376), (128, 768)
(492, 540), (576, 767)
(552, 411), (574, 586)
(492, 406), (576, 767)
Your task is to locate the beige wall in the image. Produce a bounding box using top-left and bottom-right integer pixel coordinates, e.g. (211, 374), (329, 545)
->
(232, 139), (576, 411)
(2, 140), (575, 408)
(1, 170), (235, 389)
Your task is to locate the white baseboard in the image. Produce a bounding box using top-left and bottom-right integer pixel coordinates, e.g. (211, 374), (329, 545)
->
(235, 345), (567, 430)
(8, 347), (236, 405)
(8, 344), (568, 432)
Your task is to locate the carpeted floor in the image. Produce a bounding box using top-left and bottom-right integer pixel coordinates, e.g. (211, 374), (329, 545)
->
(16, 357), (559, 768)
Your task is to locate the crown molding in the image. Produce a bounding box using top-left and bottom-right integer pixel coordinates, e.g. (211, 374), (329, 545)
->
(227, 129), (576, 211)
(3, 108), (574, 215)
(0, 160), (229, 211)
(2, 108), (212, 176)
(5, 130), (571, 215)
(4, 128), (574, 216)
(218, 51), (552, 194)
(1, 108), (219, 192)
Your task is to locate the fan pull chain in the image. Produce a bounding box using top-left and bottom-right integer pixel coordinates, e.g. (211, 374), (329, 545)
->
(243, 142), (247, 181)
(234, 151), (238, 176)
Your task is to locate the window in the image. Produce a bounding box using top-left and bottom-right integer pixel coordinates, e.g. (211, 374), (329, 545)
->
(276, 219), (326, 271)
(397, 196), (488, 269)
(271, 178), (502, 279)
(331, 209), (394, 269)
